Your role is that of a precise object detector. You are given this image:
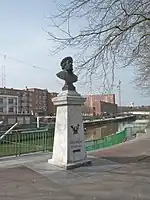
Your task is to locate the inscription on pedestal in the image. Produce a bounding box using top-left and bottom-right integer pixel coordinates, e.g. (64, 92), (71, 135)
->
(70, 140), (82, 149)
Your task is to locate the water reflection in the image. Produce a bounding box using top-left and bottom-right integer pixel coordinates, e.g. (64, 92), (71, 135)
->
(85, 119), (149, 141)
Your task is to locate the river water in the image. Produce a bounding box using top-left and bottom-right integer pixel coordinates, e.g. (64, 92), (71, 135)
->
(85, 119), (149, 141)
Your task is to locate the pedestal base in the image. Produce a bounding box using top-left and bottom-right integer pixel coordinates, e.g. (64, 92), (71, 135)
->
(49, 90), (92, 170)
(48, 158), (92, 170)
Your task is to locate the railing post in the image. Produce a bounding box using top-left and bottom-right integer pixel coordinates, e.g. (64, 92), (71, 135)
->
(37, 117), (40, 128)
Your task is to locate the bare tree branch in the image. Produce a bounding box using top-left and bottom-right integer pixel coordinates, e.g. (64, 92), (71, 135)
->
(47, 0), (150, 93)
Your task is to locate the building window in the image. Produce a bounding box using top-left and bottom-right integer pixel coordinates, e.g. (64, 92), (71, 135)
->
(8, 98), (13, 104)
(0, 98), (3, 104)
(8, 107), (14, 113)
(0, 107), (3, 112)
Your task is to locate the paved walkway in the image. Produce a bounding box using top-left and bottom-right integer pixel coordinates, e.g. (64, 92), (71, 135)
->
(90, 135), (150, 162)
(1, 136), (150, 199)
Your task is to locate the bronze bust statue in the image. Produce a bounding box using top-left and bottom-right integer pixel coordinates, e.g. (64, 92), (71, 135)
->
(56, 57), (78, 91)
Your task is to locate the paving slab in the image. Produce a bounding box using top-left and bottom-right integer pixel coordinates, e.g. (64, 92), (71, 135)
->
(0, 166), (75, 200)
(0, 152), (52, 168)
(2, 162), (150, 200)
(27, 156), (123, 186)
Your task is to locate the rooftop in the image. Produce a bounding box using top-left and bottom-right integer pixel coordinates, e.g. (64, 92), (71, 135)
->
(1, 135), (150, 199)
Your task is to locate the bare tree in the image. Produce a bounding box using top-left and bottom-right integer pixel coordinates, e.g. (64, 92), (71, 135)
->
(47, 0), (150, 92)
(134, 42), (150, 95)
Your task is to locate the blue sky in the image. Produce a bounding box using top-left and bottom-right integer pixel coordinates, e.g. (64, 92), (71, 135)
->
(0, 0), (149, 106)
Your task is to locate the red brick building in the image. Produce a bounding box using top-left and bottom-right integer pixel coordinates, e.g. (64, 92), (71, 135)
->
(47, 92), (58, 116)
(83, 94), (117, 116)
(100, 101), (117, 115)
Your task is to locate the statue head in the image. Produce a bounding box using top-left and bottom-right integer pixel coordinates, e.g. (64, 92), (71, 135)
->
(57, 56), (77, 91)
(60, 56), (73, 72)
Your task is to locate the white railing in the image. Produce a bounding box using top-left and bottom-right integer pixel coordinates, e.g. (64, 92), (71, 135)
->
(123, 111), (150, 115)
(0, 123), (18, 141)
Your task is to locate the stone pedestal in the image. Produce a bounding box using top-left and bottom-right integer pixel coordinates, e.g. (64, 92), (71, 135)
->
(48, 90), (91, 169)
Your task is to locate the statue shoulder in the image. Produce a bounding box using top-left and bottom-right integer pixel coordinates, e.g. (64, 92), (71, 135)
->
(56, 71), (66, 80)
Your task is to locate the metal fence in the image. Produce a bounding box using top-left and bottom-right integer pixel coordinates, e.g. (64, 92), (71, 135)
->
(85, 128), (127, 151)
(0, 128), (54, 157)
(0, 127), (127, 158)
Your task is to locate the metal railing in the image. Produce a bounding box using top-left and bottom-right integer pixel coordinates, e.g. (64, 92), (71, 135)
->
(0, 128), (54, 157)
(85, 128), (127, 151)
(0, 127), (127, 158)
(0, 123), (18, 141)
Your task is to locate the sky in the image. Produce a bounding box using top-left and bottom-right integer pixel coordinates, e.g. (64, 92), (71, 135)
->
(0, 0), (149, 106)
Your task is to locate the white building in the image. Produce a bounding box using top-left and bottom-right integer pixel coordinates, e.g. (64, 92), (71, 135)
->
(0, 95), (18, 114)
(130, 102), (134, 107)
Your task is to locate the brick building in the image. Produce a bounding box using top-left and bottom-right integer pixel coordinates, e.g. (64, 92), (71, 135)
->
(0, 87), (57, 116)
(85, 94), (115, 106)
(47, 92), (58, 116)
(100, 101), (117, 115)
(28, 88), (48, 115)
(83, 94), (117, 116)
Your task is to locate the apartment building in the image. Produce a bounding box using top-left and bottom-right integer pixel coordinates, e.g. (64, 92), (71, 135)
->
(28, 88), (48, 115)
(85, 94), (115, 106)
(0, 87), (58, 116)
(0, 95), (18, 114)
(47, 92), (58, 116)
(0, 87), (33, 114)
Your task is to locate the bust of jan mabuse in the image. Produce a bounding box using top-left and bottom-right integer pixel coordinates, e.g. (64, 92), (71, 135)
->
(56, 56), (78, 91)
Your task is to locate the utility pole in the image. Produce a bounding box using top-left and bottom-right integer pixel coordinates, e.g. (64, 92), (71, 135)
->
(117, 80), (121, 107)
(2, 55), (6, 87)
(2, 65), (6, 87)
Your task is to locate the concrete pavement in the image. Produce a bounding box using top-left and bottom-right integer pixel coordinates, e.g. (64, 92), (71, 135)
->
(1, 135), (150, 199)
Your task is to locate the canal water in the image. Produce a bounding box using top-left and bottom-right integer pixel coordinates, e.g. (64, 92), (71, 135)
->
(85, 119), (149, 141)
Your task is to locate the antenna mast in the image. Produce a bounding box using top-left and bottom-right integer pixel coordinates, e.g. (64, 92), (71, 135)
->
(118, 80), (121, 107)
(2, 65), (6, 87)
(2, 55), (6, 87)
